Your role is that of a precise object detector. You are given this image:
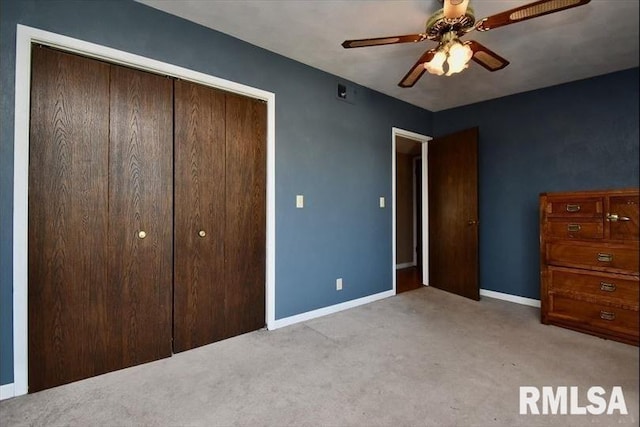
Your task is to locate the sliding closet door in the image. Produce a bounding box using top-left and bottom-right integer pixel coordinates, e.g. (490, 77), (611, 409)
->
(28, 47), (110, 392)
(174, 81), (226, 351)
(225, 94), (267, 337)
(108, 65), (173, 367)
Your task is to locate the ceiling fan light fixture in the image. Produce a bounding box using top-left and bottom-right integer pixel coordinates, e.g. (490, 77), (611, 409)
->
(446, 41), (473, 75)
(424, 51), (447, 75)
(424, 34), (473, 76)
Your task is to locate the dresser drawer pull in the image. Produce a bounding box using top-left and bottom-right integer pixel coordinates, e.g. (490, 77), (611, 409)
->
(567, 224), (581, 232)
(600, 311), (616, 321)
(599, 282), (616, 292)
(606, 213), (630, 222)
(597, 253), (613, 262)
(565, 204), (581, 212)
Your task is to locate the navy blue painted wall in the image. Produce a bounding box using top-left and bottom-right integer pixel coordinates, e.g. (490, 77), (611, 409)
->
(2, 0), (638, 388)
(0, 0), (434, 385)
(434, 68), (639, 301)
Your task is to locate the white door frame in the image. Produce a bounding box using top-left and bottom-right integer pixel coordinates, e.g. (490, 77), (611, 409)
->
(412, 156), (420, 267)
(11, 24), (276, 397)
(391, 127), (431, 293)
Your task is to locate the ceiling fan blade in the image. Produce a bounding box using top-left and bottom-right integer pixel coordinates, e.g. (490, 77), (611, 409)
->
(342, 34), (426, 49)
(466, 41), (510, 71)
(475, 0), (591, 32)
(398, 49), (437, 88)
(443, 0), (470, 19)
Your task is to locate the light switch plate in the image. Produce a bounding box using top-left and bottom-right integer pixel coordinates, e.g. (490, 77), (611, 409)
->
(296, 195), (304, 208)
(379, 197), (385, 208)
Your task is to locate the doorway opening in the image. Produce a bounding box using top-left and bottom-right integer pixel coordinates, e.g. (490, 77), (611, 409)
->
(392, 128), (431, 294)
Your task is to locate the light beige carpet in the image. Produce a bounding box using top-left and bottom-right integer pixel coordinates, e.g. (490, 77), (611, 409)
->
(1, 286), (638, 426)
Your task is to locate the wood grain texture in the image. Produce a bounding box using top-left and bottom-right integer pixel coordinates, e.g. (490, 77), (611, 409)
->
(548, 295), (638, 346)
(548, 266), (639, 310)
(108, 64), (173, 368)
(546, 196), (603, 218)
(546, 241), (639, 274)
(28, 49), (267, 390)
(609, 195), (639, 241)
(28, 47), (110, 392)
(540, 189), (639, 345)
(224, 94), (267, 337)
(428, 127), (479, 300)
(173, 80), (226, 351)
(544, 220), (604, 240)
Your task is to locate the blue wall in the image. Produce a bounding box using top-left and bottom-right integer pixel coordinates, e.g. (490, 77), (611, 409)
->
(0, 0), (434, 385)
(2, 0), (638, 388)
(434, 68), (639, 301)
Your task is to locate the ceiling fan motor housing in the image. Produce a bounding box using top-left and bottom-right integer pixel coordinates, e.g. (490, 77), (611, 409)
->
(425, 7), (475, 41)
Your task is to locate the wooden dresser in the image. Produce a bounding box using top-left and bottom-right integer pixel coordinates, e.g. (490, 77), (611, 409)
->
(540, 189), (639, 345)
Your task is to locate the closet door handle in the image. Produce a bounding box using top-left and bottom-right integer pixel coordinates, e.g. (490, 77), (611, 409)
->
(198, 230), (207, 238)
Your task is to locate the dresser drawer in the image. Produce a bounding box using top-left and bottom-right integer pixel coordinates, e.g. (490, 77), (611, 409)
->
(548, 267), (639, 309)
(544, 220), (603, 240)
(547, 242), (639, 274)
(549, 295), (639, 339)
(546, 197), (603, 218)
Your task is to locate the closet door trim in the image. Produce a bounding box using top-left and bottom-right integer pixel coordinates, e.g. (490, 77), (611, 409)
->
(11, 24), (276, 398)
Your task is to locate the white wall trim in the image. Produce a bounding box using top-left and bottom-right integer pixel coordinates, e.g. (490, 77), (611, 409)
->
(12, 24), (277, 397)
(480, 289), (541, 308)
(270, 290), (395, 330)
(395, 262), (416, 270)
(392, 127), (432, 291)
(0, 383), (15, 401)
(412, 156), (420, 267)
(420, 143), (429, 286)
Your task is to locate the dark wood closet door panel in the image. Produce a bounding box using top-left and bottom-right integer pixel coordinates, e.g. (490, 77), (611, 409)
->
(174, 80), (226, 351)
(224, 94), (267, 337)
(28, 47), (110, 392)
(108, 65), (173, 367)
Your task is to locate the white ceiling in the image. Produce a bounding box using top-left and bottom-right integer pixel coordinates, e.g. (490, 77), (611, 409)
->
(138, 0), (639, 112)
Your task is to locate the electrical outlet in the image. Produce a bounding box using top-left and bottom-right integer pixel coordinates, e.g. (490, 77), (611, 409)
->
(336, 278), (343, 291)
(379, 197), (385, 208)
(296, 194), (304, 208)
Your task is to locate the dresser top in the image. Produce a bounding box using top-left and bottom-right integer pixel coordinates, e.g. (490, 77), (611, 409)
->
(540, 188), (639, 198)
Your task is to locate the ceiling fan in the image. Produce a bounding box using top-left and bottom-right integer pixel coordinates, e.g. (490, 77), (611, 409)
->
(341, 0), (591, 87)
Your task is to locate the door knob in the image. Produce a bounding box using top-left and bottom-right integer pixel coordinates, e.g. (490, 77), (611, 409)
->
(138, 230), (147, 239)
(198, 230), (206, 238)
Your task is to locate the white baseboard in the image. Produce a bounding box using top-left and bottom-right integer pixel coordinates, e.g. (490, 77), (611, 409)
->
(480, 289), (541, 308)
(0, 383), (15, 400)
(270, 290), (395, 330)
(395, 262), (416, 270)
